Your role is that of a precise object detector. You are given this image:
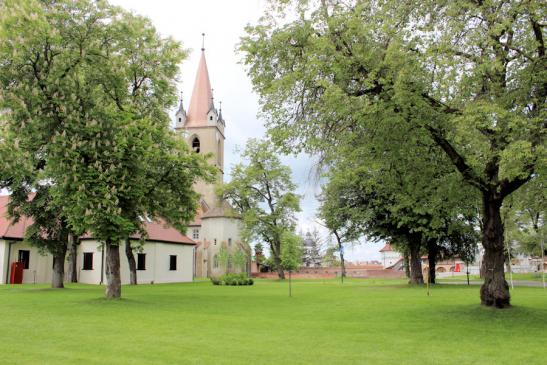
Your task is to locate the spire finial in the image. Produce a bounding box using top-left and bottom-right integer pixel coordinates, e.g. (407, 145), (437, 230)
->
(201, 33), (205, 51)
(180, 91), (183, 103)
(219, 100), (222, 111)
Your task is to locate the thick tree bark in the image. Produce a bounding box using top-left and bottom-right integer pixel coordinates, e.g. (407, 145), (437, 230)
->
(427, 240), (438, 284)
(480, 194), (510, 308)
(125, 238), (137, 285)
(105, 240), (122, 299)
(274, 256), (285, 280)
(403, 250), (410, 279)
(271, 240), (285, 279)
(409, 239), (424, 285)
(66, 234), (78, 283)
(51, 244), (67, 288)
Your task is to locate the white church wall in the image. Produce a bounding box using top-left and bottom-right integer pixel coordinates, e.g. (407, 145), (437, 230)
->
(7, 241), (53, 284)
(201, 217), (244, 276)
(0, 239), (7, 284)
(78, 240), (104, 285)
(78, 240), (194, 285)
(150, 242), (194, 283)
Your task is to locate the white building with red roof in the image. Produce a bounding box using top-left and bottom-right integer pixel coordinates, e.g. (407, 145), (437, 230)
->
(0, 195), (196, 285)
(379, 243), (403, 269)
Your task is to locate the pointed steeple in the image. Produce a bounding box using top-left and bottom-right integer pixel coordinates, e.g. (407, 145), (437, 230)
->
(186, 48), (215, 127)
(175, 91), (186, 127)
(217, 100), (225, 125)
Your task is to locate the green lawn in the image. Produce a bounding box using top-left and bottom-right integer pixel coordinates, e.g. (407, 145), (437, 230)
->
(1, 279), (546, 365)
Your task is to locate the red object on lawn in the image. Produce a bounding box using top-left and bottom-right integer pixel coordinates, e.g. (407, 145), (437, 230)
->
(455, 263), (461, 273)
(10, 262), (24, 284)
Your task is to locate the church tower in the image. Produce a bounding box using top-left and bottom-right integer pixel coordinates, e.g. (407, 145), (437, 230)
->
(175, 46), (225, 209)
(175, 40), (249, 278)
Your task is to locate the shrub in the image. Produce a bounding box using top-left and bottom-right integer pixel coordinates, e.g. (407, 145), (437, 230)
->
(210, 273), (254, 286)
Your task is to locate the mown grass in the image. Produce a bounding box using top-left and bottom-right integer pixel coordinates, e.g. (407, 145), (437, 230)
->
(0, 279), (546, 365)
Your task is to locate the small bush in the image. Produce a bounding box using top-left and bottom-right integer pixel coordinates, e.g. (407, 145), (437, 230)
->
(211, 273), (254, 286)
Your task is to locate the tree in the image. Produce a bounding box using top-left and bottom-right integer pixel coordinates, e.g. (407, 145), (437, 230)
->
(233, 249), (248, 274)
(0, 0), (213, 298)
(321, 244), (341, 268)
(318, 181), (364, 280)
(240, 0), (545, 307)
(218, 246), (230, 272)
(280, 230), (303, 296)
(219, 139), (301, 279)
(0, 118), (73, 288)
(254, 242), (265, 270)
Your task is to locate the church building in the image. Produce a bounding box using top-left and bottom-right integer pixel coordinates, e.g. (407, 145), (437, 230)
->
(0, 46), (247, 285)
(175, 46), (249, 278)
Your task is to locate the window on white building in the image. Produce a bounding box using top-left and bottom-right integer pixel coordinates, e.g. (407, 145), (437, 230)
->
(82, 252), (93, 270)
(169, 255), (177, 271)
(228, 238), (232, 246)
(18, 250), (30, 269)
(137, 253), (146, 271)
(193, 229), (199, 240)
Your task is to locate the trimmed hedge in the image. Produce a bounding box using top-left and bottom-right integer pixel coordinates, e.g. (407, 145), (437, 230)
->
(210, 273), (254, 286)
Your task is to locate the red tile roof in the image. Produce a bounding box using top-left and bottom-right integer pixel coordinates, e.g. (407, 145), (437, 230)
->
(0, 195), (195, 245)
(0, 195), (31, 240)
(379, 243), (393, 252)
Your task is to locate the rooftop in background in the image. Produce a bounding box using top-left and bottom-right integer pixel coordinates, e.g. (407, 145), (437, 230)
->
(379, 243), (393, 252)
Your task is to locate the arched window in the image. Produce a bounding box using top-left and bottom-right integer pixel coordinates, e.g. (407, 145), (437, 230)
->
(213, 254), (219, 269)
(192, 137), (200, 153)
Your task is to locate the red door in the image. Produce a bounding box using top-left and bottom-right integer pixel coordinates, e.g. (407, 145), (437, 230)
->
(9, 262), (24, 284)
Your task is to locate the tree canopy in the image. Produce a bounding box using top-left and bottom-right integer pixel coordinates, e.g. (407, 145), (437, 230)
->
(219, 139), (301, 279)
(241, 0), (545, 307)
(0, 0), (214, 297)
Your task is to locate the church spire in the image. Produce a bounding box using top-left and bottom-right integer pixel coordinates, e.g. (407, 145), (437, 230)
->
(186, 41), (215, 127)
(175, 91), (186, 127)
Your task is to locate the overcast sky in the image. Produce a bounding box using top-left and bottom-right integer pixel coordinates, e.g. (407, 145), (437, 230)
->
(109, 0), (383, 261)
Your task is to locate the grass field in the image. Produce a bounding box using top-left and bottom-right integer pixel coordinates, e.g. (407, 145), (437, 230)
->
(0, 279), (546, 365)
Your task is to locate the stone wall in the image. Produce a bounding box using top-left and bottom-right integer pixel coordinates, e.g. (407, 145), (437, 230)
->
(253, 267), (405, 279)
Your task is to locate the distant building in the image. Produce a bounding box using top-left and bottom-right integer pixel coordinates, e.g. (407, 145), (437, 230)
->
(302, 232), (322, 267)
(379, 243), (402, 269)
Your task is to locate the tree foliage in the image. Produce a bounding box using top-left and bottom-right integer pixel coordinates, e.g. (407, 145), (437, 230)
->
(0, 0), (214, 297)
(219, 139), (301, 279)
(240, 0), (545, 307)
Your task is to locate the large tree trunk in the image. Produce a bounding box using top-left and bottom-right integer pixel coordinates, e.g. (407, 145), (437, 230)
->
(105, 240), (122, 299)
(66, 234), (78, 283)
(125, 238), (137, 285)
(271, 241), (285, 279)
(409, 239), (424, 285)
(274, 256), (285, 280)
(403, 249), (410, 279)
(427, 239), (438, 284)
(480, 194), (510, 308)
(51, 244), (67, 289)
